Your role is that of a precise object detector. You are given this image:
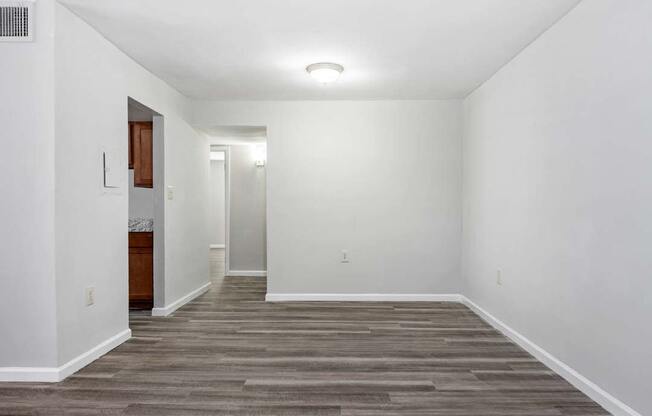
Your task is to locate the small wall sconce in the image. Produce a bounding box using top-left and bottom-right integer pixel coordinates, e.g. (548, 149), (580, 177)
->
(253, 145), (266, 167)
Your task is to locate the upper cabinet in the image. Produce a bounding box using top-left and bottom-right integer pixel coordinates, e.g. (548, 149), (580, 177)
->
(129, 122), (153, 188)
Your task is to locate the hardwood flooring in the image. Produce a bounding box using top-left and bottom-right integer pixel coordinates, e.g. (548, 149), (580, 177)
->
(0, 249), (609, 415)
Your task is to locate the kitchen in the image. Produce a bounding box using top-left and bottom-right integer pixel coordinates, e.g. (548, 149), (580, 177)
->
(127, 99), (156, 310)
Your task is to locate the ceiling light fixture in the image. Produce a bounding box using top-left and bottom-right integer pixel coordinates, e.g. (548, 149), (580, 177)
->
(306, 62), (343, 84)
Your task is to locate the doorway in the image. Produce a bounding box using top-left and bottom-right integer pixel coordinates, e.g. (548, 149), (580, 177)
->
(209, 147), (227, 281)
(206, 127), (267, 280)
(127, 98), (164, 313)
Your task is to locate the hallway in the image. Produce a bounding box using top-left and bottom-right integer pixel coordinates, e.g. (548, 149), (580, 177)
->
(0, 249), (606, 415)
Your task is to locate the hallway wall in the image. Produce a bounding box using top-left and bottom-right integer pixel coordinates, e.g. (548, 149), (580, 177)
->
(229, 145), (267, 273)
(54, 3), (210, 367)
(462, 0), (652, 414)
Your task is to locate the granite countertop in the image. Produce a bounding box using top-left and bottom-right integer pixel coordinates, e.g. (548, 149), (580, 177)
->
(129, 217), (153, 232)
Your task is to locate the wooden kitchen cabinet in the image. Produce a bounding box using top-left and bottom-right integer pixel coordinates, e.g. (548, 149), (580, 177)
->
(129, 122), (153, 188)
(129, 232), (153, 309)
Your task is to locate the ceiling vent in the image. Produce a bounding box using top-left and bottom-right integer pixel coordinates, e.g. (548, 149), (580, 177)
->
(0, 1), (34, 42)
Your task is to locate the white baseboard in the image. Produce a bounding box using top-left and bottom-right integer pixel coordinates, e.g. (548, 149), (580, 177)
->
(58, 329), (132, 380)
(0, 328), (131, 382)
(461, 296), (641, 416)
(263, 291), (639, 415)
(0, 290), (638, 415)
(265, 293), (462, 302)
(0, 366), (59, 382)
(226, 270), (267, 277)
(209, 244), (225, 249)
(151, 282), (211, 317)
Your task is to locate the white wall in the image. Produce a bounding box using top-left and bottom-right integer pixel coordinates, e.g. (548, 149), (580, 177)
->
(209, 160), (226, 246)
(54, 3), (209, 365)
(193, 101), (463, 294)
(229, 145), (266, 272)
(161, 117), (210, 307)
(128, 170), (154, 218)
(462, 1), (652, 414)
(0, 0), (58, 368)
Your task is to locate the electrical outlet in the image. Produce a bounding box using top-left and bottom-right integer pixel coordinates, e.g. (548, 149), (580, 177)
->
(85, 287), (95, 306)
(341, 250), (350, 263)
(496, 269), (502, 286)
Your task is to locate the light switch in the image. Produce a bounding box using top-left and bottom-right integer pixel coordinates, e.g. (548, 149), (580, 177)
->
(341, 250), (350, 263)
(85, 287), (95, 306)
(167, 186), (175, 200)
(103, 151), (119, 188)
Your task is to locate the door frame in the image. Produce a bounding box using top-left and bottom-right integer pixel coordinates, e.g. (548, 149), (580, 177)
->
(211, 145), (231, 274)
(126, 97), (165, 315)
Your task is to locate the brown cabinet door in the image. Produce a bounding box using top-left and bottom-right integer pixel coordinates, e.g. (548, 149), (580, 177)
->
(131, 122), (153, 188)
(129, 232), (153, 309)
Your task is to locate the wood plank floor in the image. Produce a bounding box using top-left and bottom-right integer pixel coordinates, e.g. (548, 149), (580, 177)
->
(0, 249), (609, 415)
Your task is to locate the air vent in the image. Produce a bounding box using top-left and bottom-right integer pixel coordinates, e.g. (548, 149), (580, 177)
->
(0, 1), (34, 42)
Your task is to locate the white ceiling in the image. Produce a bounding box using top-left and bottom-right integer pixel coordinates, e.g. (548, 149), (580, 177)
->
(60, 0), (581, 100)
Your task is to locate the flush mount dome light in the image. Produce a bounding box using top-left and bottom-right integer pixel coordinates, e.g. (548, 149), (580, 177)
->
(306, 62), (344, 84)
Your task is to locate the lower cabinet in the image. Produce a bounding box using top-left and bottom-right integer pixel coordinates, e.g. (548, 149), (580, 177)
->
(129, 232), (153, 309)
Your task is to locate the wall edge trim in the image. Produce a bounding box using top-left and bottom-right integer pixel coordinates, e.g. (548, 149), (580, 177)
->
(0, 328), (131, 382)
(461, 296), (642, 416)
(151, 282), (211, 317)
(265, 293), (462, 302)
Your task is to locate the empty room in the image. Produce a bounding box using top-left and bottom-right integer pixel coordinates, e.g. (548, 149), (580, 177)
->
(0, 1), (650, 415)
